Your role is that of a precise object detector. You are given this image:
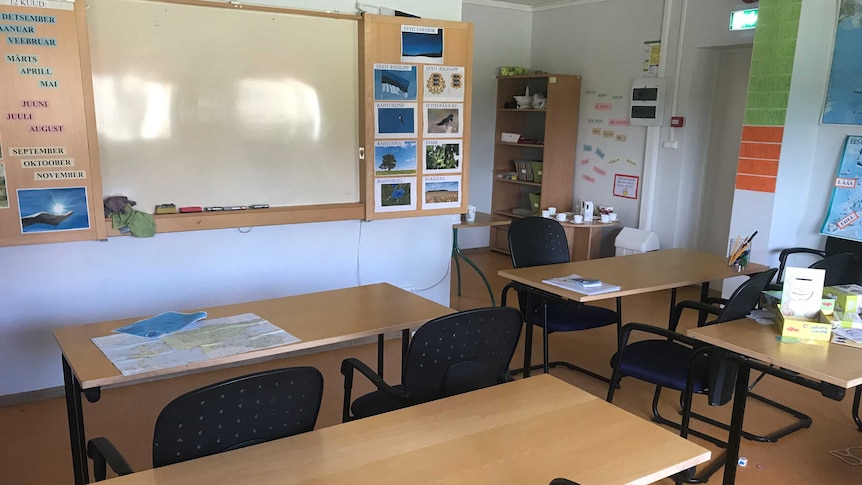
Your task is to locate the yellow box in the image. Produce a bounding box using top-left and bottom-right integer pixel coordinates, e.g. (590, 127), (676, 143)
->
(777, 307), (832, 341)
(824, 284), (862, 313)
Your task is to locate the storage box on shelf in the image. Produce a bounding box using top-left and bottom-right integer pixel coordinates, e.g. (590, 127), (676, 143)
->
(489, 74), (581, 253)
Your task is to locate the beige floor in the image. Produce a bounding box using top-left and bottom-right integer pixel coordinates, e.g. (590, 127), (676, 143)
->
(2, 248), (862, 484)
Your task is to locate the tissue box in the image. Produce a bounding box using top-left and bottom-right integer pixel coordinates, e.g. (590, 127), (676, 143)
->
(824, 284), (862, 313)
(501, 132), (521, 143)
(835, 310), (862, 328)
(500, 67), (529, 77)
(776, 306), (832, 341)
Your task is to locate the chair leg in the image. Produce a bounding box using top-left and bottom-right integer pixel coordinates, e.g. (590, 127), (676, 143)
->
(522, 320), (533, 378)
(649, 385), (728, 448)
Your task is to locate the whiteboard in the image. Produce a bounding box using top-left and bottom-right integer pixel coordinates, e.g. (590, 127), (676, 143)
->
(87, 0), (359, 212)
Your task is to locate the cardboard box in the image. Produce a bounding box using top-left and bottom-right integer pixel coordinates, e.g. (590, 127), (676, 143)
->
(824, 284), (862, 313)
(776, 306), (832, 341)
(501, 132), (521, 143)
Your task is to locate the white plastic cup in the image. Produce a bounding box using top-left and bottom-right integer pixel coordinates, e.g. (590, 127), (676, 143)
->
(541, 209), (550, 218)
(572, 214), (584, 224)
(466, 205), (477, 222)
(601, 214), (610, 223)
(555, 213), (567, 222)
(609, 212), (618, 221)
(548, 206), (557, 216)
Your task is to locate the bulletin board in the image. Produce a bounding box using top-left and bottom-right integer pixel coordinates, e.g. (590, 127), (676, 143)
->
(362, 14), (473, 220)
(0, 0), (106, 247)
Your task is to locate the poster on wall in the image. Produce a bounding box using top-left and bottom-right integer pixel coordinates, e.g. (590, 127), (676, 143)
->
(820, 135), (862, 241)
(423, 103), (462, 137)
(822, 1), (862, 125)
(422, 175), (461, 209)
(423, 139), (461, 173)
(401, 25), (443, 64)
(0, 162), (7, 209)
(613, 174), (639, 199)
(375, 177), (416, 212)
(374, 102), (417, 138)
(423, 66), (465, 102)
(17, 186), (90, 233)
(374, 64), (417, 101)
(374, 140), (417, 176)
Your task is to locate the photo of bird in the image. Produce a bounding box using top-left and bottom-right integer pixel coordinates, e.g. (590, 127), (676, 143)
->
(426, 108), (459, 135)
(435, 113), (454, 126)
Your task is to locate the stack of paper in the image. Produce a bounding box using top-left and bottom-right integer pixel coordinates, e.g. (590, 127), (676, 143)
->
(542, 274), (621, 295)
(832, 326), (862, 349)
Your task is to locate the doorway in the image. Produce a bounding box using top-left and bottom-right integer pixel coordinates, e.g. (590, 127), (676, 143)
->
(697, 46), (752, 290)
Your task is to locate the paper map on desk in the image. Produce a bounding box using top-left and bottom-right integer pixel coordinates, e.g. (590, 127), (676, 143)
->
(92, 313), (300, 376)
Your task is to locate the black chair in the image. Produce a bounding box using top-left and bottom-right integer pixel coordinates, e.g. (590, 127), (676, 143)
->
(549, 479), (580, 485)
(501, 217), (620, 380)
(341, 306), (522, 421)
(607, 268), (776, 483)
(767, 248), (856, 291)
(87, 366), (324, 481)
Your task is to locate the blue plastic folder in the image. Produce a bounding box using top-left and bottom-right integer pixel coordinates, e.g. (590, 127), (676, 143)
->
(113, 311), (208, 338)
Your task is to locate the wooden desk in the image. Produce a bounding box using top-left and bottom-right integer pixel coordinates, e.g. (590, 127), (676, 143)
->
(688, 319), (862, 483)
(452, 211), (510, 305)
(499, 248), (769, 329)
(559, 220), (619, 261)
(100, 375), (710, 485)
(54, 283), (454, 485)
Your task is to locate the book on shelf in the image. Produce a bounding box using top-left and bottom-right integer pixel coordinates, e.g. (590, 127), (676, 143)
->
(541, 274), (621, 295)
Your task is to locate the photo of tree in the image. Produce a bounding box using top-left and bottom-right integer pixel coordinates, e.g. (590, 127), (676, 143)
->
(375, 141), (417, 176)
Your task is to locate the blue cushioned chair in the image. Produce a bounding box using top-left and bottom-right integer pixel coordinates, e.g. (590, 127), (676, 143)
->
(501, 217), (620, 380)
(606, 268), (776, 483)
(340, 306), (523, 421)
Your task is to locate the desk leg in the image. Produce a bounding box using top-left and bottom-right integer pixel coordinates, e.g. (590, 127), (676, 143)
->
(377, 334), (385, 378)
(698, 282), (710, 326)
(402, 329), (410, 371)
(667, 288), (677, 328)
(723, 362), (751, 485)
(853, 386), (862, 431)
(451, 228), (496, 306)
(63, 355), (89, 485)
(452, 228), (463, 297)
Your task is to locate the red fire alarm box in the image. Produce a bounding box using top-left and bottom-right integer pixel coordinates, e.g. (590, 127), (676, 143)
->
(671, 116), (684, 128)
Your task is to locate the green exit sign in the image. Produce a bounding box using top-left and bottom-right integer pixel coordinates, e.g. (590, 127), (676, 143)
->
(729, 8), (758, 30)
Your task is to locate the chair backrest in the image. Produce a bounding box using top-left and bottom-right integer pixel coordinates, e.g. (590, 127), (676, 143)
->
(401, 307), (523, 404)
(812, 252), (856, 286)
(508, 217), (570, 268)
(709, 268), (778, 325)
(152, 366), (323, 468)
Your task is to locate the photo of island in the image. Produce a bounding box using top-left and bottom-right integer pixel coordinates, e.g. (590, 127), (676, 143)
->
(18, 186), (90, 233)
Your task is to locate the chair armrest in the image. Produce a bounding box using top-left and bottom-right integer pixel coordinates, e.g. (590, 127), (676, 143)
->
(619, 322), (699, 349)
(340, 357), (408, 421)
(87, 437), (133, 481)
(669, 300), (723, 332)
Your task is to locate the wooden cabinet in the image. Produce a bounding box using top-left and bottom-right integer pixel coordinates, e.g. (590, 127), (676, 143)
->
(489, 74), (581, 253)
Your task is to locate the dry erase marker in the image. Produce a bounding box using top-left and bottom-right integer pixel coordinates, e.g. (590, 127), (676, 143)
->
(249, 204), (269, 209)
(205, 206), (224, 211)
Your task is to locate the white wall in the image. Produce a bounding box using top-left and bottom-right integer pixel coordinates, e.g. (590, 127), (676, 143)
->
(459, 3), (532, 249)
(0, 0), (463, 397)
(530, 0), (663, 229)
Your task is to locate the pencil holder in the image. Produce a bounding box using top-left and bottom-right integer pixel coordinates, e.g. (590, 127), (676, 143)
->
(728, 237), (751, 270)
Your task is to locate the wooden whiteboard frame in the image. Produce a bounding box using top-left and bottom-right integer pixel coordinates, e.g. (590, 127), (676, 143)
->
(99, 0), (365, 236)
